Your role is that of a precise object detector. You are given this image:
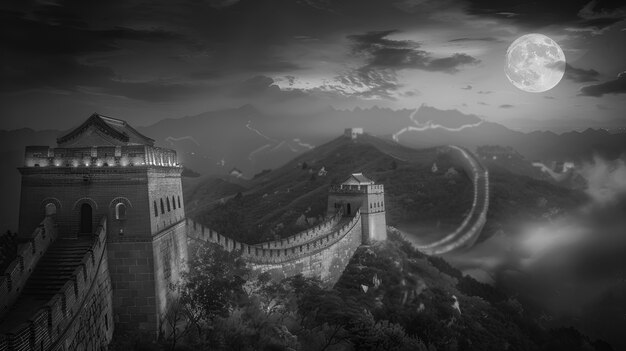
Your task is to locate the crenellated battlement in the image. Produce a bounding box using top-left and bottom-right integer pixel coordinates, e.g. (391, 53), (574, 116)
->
(0, 217), (56, 315)
(187, 208), (361, 265)
(328, 184), (384, 194)
(254, 210), (343, 250)
(23, 145), (180, 168)
(0, 218), (112, 351)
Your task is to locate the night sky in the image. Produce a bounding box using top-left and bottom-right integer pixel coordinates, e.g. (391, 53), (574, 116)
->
(1, 0), (625, 131)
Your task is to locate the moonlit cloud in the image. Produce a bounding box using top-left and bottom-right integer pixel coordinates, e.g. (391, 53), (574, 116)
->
(579, 71), (626, 96)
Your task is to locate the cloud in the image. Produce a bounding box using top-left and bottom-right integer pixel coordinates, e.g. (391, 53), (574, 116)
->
(564, 63), (600, 82)
(577, 0), (626, 22)
(579, 155), (626, 206)
(448, 37), (500, 42)
(461, 85), (473, 90)
(348, 30), (480, 73)
(499, 104), (514, 108)
(333, 68), (401, 99)
(477, 90), (492, 94)
(464, 0), (625, 29)
(579, 71), (626, 97)
(596, 104), (610, 110)
(1, 12), (182, 56)
(206, 0), (240, 8)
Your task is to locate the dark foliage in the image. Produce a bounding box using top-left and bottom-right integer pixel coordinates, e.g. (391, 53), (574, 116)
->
(0, 230), (18, 273)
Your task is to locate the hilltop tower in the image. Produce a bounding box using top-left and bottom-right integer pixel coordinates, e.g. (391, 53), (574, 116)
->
(327, 173), (387, 243)
(17, 113), (188, 335)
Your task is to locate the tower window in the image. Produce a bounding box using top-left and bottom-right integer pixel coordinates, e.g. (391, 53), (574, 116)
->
(160, 199), (165, 214)
(172, 196), (176, 209)
(115, 203), (127, 220)
(177, 196), (181, 208)
(154, 201), (158, 217)
(166, 198), (171, 212)
(45, 203), (57, 216)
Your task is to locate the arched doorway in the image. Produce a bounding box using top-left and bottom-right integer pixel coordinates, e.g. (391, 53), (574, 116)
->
(347, 203), (351, 216)
(80, 203), (93, 234)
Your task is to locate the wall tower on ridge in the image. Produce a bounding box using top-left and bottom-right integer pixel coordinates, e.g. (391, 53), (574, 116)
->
(327, 173), (387, 243)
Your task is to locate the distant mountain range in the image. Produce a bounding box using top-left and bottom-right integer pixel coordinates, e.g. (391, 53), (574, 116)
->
(1, 104), (625, 231)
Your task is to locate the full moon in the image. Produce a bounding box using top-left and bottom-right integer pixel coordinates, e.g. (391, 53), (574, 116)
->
(505, 33), (565, 93)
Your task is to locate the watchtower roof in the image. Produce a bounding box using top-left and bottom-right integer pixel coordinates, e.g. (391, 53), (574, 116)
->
(342, 173), (374, 186)
(56, 113), (155, 147)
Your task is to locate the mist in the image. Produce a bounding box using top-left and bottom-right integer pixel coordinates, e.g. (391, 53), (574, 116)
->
(445, 154), (626, 348)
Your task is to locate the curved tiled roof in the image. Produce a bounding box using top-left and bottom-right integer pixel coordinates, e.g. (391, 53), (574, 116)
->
(56, 113), (155, 146)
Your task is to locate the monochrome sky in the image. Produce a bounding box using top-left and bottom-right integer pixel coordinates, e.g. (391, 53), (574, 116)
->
(1, 0), (625, 131)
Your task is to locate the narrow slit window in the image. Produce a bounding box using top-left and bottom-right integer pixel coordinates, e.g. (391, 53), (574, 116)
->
(160, 199), (165, 214)
(167, 198), (171, 212)
(154, 201), (158, 217)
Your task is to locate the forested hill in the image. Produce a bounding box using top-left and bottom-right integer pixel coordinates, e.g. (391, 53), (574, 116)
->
(139, 230), (615, 350)
(189, 134), (475, 243)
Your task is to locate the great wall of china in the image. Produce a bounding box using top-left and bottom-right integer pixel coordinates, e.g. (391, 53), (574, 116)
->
(0, 114), (490, 350)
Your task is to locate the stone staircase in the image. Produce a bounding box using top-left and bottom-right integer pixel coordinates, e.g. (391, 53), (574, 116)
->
(21, 237), (95, 301)
(0, 236), (95, 331)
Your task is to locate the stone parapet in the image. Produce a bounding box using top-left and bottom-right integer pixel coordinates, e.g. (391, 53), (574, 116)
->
(329, 184), (384, 194)
(0, 217), (56, 316)
(23, 145), (180, 168)
(187, 209), (361, 265)
(255, 210), (343, 250)
(0, 218), (112, 351)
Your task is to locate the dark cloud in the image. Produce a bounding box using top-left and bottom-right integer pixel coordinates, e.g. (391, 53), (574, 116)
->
(206, 0), (241, 8)
(464, 0), (626, 28)
(0, 11), (182, 56)
(564, 63), (600, 83)
(579, 71), (626, 97)
(348, 30), (480, 73)
(448, 37), (500, 42)
(499, 104), (514, 108)
(97, 80), (213, 102)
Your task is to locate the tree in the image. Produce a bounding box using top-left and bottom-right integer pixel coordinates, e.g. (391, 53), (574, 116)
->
(181, 242), (250, 324)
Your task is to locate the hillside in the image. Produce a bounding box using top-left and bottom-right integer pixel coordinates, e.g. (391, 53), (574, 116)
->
(144, 230), (616, 351)
(191, 134), (475, 243)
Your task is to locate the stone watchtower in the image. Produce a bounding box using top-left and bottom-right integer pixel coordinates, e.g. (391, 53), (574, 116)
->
(327, 173), (387, 243)
(17, 113), (188, 334)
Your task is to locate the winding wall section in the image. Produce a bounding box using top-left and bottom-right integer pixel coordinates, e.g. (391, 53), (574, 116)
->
(415, 145), (489, 255)
(187, 209), (362, 285)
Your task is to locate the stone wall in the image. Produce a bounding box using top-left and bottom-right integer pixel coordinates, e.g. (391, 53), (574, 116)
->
(18, 166), (156, 239)
(0, 218), (113, 351)
(187, 210), (363, 285)
(0, 217), (56, 316)
(151, 221), (188, 332)
(147, 168), (185, 235)
(255, 210), (343, 250)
